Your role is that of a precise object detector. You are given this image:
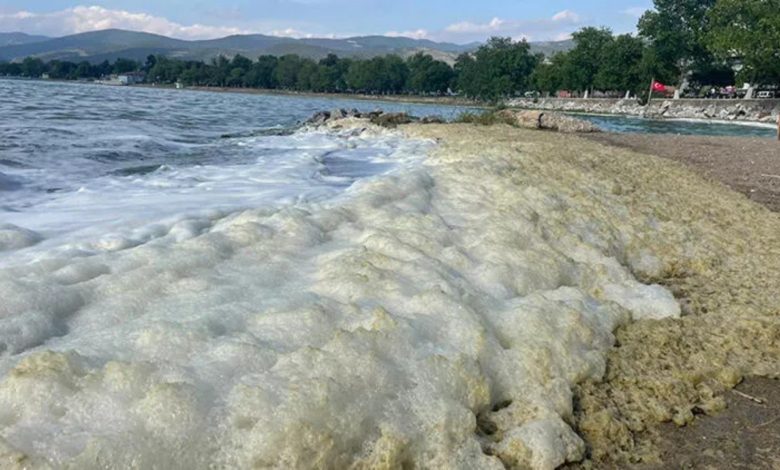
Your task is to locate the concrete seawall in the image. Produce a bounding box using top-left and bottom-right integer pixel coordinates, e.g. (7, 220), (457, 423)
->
(507, 97), (780, 123)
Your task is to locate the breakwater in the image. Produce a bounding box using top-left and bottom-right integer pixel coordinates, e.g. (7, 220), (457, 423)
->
(508, 97), (780, 123)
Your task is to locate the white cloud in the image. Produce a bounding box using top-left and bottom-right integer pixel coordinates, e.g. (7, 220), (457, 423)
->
(386, 29), (430, 40)
(434, 11), (584, 43)
(0, 5), (349, 40)
(445, 17), (506, 34)
(0, 5), (256, 40)
(551, 10), (581, 23)
(0, 5), (589, 45)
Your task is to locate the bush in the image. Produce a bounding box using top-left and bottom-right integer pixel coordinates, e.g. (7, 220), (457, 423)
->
(454, 109), (515, 126)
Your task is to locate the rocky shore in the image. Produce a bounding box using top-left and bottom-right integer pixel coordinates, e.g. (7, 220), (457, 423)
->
(508, 97), (780, 123)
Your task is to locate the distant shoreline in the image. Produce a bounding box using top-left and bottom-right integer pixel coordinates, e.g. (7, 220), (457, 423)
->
(133, 83), (483, 108)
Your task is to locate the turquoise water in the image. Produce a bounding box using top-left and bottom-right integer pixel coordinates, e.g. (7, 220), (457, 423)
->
(572, 112), (776, 139)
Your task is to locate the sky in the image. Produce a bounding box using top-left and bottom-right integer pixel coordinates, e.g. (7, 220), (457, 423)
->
(0, 1), (653, 44)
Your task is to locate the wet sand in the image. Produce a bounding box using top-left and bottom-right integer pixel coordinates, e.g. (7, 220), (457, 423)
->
(586, 133), (780, 212)
(404, 124), (780, 468)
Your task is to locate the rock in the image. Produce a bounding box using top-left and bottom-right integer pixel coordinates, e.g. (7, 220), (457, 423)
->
(497, 110), (600, 133)
(306, 111), (331, 125)
(539, 113), (601, 133)
(330, 108), (347, 120)
(370, 112), (415, 128)
(496, 110), (544, 129)
(420, 115), (446, 124)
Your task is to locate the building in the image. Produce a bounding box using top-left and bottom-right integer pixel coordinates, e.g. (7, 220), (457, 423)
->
(117, 72), (145, 85)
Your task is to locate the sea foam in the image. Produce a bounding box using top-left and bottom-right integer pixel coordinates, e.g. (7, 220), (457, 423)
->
(0, 123), (679, 469)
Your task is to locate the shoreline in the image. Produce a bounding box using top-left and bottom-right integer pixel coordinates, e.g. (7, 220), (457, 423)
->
(6, 78), (776, 129)
(508, 96), (780, 124)
(134, 83), (483, 108)
(404, 122), (780, 468)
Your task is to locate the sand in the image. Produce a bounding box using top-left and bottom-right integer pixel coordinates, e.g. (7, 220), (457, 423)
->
(586, 133), (780, 212)
(404, 123), (780, 468)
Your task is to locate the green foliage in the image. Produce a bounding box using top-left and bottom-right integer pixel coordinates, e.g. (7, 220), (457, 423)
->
(454, 109), (515, 126)
(531, 53), (568, 94)
(706, 0), (780, 85)
(567, 27), (614, 92)
(20, 57), (45, 77)
(594, 34), (646, 95)
(406, 52), (455, 94)
(346, 55), (409, 93)
(455, 37), (539, 100)
(638, 0), (718, 77)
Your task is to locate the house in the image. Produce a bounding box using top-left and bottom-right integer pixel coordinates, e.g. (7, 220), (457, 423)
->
(117, 72), (145, 85)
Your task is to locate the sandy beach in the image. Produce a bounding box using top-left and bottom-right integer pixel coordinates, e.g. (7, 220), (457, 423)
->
(586, 133), (780, 213)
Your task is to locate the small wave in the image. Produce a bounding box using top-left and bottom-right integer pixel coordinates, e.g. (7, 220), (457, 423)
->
(0, 159), (30, 169)
(220, 126), (299, 139)
(0, 172), (21, 191)
(109, 164), (165, 177)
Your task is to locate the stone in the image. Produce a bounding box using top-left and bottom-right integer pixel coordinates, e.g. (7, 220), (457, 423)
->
(329, 108), (347, 119)
(306, 111), (331, 125)
(420, 115), (446, 124)
(539, 113), (601, 133)
(369, 112), (415, 128)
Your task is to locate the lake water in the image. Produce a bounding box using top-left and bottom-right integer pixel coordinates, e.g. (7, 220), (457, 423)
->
(0, 79), (472, 256)
(573, 112), (777, 138)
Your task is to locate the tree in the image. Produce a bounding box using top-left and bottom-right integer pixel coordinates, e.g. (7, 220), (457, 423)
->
(112, 58), (139, 74)
(406, 52), (454, 94)
(594, 34), (646, 94)
(531, 53), (569, 95)
(242, 56), (277, 88)
(20, 57), (45, 77)
(346, 56), (408, 94)
(455, 37), (538, 100)
(566, 27), (614, 93)
(638, 0), (718, 84)
(274, 55), (304, 89)
(706, 0), (780, 85)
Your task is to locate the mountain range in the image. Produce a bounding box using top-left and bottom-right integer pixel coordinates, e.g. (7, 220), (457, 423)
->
(0, 29), (573, 65)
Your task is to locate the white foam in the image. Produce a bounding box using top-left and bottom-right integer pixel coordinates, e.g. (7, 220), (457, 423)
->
(0, 125), (680, 469)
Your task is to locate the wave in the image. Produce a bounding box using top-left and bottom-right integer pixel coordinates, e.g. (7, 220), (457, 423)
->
(0, 172), (21, 191)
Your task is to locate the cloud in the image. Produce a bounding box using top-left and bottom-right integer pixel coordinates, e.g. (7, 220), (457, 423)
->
(551, 10), (582, 23)
(435, 10), (583, 43)
(386, 29), (430, 40)
(0, 5), (587, 45)
(0, 5), (257, 40)
(444, 17), (506, 35)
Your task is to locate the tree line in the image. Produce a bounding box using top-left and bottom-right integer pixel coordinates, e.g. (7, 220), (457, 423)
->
(1, 0), (777, 101)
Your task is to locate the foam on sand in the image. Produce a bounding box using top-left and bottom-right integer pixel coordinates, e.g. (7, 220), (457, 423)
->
(0, 121), (681, 469)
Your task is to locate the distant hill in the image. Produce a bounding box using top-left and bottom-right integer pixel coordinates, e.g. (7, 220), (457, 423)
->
(528, 40), (575, 56)
(0, 32), (50, 47)
(0, 29), (574, 64)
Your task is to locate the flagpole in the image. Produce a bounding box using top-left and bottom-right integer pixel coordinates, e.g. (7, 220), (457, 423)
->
(646, 77), (655, 107)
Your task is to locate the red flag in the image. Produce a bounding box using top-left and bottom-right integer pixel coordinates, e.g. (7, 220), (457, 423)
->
(652, 81), (667, 92)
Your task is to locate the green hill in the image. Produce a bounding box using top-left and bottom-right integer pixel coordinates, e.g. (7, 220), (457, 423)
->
(0, 29), (573, 64)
